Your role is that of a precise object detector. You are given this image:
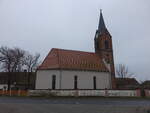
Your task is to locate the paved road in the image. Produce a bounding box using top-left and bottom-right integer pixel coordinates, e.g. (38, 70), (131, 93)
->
(1, 97), (150, 106)
(0, 97), (150, 113)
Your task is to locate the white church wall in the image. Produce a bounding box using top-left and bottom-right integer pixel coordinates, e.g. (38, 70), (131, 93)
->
(61, 70), (111, 89)
(36, 69), (111, 89)
(36, 70), (60, 89)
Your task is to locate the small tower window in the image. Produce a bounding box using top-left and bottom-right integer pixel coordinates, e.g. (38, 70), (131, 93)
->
(93, 76), (96, 90)
(97, 43), (99, 49)
(52, 75), (56, 90)
(104, 40), (109, 49)
(74, 76), (78, 89)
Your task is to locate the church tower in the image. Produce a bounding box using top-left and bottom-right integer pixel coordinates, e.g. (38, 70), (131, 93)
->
(94, 10), (116, 89)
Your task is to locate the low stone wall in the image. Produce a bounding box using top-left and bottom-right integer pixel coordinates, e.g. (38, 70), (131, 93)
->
(105, 90), (140, 97)
(28, 89), (141, 97)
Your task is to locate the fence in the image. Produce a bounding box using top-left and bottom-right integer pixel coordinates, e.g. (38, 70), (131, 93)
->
(0, 90), (28, 96)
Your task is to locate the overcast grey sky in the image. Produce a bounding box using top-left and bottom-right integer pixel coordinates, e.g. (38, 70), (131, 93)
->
(0, 0), (150, 81)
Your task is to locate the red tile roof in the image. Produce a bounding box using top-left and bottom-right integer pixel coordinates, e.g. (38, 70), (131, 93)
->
(38, 48), (108, 72)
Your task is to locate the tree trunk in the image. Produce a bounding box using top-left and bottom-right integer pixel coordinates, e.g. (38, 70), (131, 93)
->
(7, 72), (11, 90)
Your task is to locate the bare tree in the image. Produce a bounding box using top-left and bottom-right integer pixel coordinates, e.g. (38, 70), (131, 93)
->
(0, 46), (12, 72)
(0, 46), (25, 72)
(0, 46), (40, 90)
(116, 64), (134, 78)
(10, 48), (25, 72)
(0, 46), (40, 72)
(23, 52), (40, 89)
(24, 53), (40, 72)
(0, 46), (25, 90)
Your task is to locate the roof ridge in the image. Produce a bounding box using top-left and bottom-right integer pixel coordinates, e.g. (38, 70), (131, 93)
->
(52, 48), (95, 54)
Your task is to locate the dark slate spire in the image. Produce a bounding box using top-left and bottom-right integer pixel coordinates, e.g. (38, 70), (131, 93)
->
(98, 10), (107, 33)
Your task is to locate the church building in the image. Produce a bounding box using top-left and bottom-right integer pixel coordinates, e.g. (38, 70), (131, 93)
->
(35, 11), (116, 90)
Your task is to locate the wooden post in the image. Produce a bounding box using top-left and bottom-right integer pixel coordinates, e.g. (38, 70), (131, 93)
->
(9, 88), (11, 96)
(18, 89), (21, 96)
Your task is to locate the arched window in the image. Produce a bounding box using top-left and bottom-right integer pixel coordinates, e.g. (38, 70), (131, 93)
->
(93, 76), (96, 90)
(74, 76), (78, 89)
(52, 75), (56, 90)
(104, 40), (109, 49)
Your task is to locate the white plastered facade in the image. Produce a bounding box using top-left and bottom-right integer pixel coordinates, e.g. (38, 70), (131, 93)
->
(35, 69), (112, 89)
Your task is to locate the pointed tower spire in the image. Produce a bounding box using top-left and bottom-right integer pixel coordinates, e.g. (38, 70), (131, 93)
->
(98, 9), (106, 33)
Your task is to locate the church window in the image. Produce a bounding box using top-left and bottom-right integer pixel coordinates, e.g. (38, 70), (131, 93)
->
(52, 75), (56, 90)
(104, 40), (109, 49)
(93, 76), (96, 89)
(74, 76), (78, 89)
